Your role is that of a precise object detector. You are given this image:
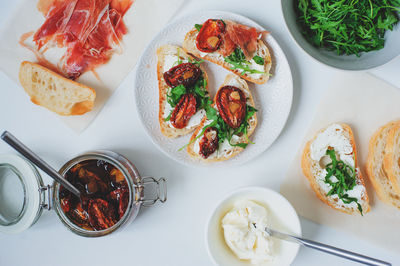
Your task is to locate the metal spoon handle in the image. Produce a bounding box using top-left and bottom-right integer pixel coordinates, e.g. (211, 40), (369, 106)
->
(269, 229), (390, 266)
(1, 131), (81, 198)
(295, 237), (391, 266)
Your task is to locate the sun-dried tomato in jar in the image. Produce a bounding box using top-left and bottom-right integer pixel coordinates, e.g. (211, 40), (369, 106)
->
(59, 160), (129, 231)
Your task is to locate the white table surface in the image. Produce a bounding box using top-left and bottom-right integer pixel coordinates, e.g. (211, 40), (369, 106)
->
(0, 0), (399, 265)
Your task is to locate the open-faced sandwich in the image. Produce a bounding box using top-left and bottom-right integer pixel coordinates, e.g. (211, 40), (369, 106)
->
(183, 19), (271, 84)
(301, 123), (370, 215)
(157, 45), (210, 138)
(366, 121), (400, 209)
(186, 74), (257, 161)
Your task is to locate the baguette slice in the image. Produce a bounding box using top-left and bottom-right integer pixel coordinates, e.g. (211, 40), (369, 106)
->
(366, 121), (400, 209)
(187, 74), (257, 162)
(19, 61), (95, 116)
(301, 123), (370, 215)
(383, 121), (400, 195)
(182, 23), (271, 85)
(157, 45), (209, 138)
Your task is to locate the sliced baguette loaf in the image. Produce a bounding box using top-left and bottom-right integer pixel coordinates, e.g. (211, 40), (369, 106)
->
(157, 45), (209, 138)
(383, 121), (400, 195)
(19, 61), (95, 116)
(301, 123), (370, 215)
(187, 74), (257, 162)
(366, 121), (400, 209)
(182, 25), (271, 85)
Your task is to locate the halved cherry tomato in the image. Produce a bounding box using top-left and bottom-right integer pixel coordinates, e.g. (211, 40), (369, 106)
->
(199, 127), (219, 159)
(196, 19), (226, 53)
(216, 86), (246, 129)
(171, 93), (197, 129)
(164, 63), (201, 88)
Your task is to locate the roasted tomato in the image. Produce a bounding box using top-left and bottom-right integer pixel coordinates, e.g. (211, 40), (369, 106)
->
(171, 93), (197, 129)
(108, 187), (129, 218)
(88, 198), (117, 231)
(196, 19), (226, 52)
(216, 86), (246, 128)
(199, 127), (219, 159)
(164, 63), (201, 88)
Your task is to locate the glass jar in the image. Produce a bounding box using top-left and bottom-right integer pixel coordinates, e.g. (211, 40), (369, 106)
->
(0, 151), (166, 236)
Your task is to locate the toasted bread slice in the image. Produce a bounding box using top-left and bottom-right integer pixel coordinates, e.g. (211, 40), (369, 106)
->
(187, 74), (257, 162)
(157, 45), (209, 138)
(301, 123), (370, 215)
(366, 121), (400, 209)
(182, 24), (272, 85)
(383, 121), (400, 195)
(19, 61), (95, 116)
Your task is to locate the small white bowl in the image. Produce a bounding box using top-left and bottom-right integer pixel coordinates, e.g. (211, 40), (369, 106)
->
(206, 187), (301, 266)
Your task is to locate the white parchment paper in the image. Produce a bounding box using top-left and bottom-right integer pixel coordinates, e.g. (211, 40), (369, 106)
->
(0, 0), (184, 133)
(281, 72), (400, 252)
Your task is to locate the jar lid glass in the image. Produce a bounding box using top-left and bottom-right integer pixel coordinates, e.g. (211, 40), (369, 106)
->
(0, 154), (45, 233)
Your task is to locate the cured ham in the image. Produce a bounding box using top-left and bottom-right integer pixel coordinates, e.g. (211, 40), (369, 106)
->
(197, 19), (267, 60)
(24, 0), (133, 80)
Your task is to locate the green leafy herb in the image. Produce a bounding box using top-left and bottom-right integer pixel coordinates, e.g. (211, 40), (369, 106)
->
(253, 55), (264, 65)
(164, 112), (172, 122)
(324, 149), (363, 215)
(296, 0), (400, 56)
(188, 57), (204, 66)
(224, 48), (266, 75)
(166, 84), (186, 107)
(195, 24), (203, 31)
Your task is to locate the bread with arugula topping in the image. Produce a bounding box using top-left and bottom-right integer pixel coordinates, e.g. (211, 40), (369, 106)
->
(19, 61), (95, 116)
(301, 123), (370, 215)
(157, 45), (209, 138)
(182, 26), (271, 85)
(187, 74), (257, 162)
(366, 121), (400, 209)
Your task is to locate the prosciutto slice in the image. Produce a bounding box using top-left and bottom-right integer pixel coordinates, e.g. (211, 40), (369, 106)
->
(27, 0), (133, 79)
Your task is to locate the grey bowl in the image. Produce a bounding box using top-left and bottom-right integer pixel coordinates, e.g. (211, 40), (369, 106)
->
(281, 0), (400, 71)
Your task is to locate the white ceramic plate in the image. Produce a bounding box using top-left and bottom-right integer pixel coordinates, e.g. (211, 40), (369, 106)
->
(134, 10), (293, 167)
(206, 187), (301, 266)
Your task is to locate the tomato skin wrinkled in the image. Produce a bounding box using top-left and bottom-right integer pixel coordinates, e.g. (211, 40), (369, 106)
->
(171, 93), (197, 129)
(163, 63), (201, 88)
(196, 19), (226, 53)
(199, 127), (219, 159)
(216, 86), (246, 129)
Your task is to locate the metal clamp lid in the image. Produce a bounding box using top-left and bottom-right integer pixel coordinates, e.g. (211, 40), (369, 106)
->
(139, 177), (167, 207)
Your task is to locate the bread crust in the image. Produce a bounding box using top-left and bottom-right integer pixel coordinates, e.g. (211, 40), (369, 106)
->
(19, 61), (95, 116)
(383, 121), (400, 194)
(186, 74), (257, 162)
(301, 123), (370, 215)
(366, 121), (400, 209)
(182, 25), (272, 85)
(157, 45), (209, 138)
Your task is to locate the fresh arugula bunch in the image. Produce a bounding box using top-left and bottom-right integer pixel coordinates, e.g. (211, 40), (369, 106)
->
(224, 48), (267, 75)
(296, 0), (400, 56)
(324, 149), (363, 215)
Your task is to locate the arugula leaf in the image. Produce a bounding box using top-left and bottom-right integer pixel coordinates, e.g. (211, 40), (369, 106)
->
(188, 57), (204, 66)
(324, 149), (363, 215)
(253, 55), (265, 65)
(295, 0), (400, 56)
(164, 112), (172, 122)
(167, 85), (186, 107)
(195, 24), (203, 31)
(224, 48), (267, 75)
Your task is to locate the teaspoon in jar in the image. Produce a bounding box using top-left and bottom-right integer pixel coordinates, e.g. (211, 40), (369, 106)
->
(1, 131), (81, 198)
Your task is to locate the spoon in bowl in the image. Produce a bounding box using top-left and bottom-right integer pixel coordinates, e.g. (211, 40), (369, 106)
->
(1, 131), (81, 198)
(253, 223), (391, 266)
